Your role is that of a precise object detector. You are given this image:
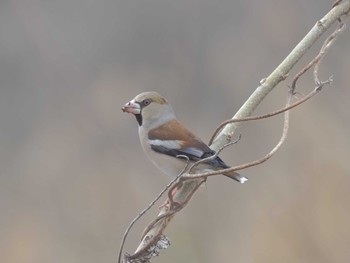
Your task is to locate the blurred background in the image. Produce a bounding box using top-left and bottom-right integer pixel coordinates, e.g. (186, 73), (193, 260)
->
(1, 0), (350, 262)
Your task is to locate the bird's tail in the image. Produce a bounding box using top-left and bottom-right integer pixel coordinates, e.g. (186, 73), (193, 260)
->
(223, 170), (248, 184)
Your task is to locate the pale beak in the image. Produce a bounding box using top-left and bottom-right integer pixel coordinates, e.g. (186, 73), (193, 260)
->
(121, 99), (141, 114)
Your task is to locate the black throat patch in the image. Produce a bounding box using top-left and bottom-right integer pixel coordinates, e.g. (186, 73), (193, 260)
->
(135, 114), (142, 126)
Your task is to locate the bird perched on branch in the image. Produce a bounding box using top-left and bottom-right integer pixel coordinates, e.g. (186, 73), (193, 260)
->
(122, 91), (247, 184)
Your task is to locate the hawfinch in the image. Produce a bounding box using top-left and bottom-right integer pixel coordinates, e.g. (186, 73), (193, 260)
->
(122, 91), (247, 184)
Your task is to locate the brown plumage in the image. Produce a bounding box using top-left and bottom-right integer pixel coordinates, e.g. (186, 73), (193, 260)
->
(122, 91), (248, 183)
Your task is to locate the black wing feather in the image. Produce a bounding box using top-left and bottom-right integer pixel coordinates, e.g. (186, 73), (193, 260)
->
(150, 144), (228, 169)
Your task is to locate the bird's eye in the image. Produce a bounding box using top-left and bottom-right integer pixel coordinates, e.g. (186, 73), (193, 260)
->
(142, 99), (151, 107)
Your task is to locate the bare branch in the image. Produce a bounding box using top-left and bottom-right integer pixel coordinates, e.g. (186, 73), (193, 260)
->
(209, 85), (324, 146)
(118, 156), (190, 263)
(183, 88), (293, 181)
(120, 3), (350, 262)
(210, 1), (350, 150)
(314, 22), (346, 85)
(126, 178), (204, 263)
(194, 20), (343, 181)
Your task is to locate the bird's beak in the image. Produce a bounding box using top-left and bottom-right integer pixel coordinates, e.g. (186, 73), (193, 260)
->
(121, 99), (141, 115)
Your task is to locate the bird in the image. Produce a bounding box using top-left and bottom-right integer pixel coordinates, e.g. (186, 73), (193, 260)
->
(122, 91), (247, 184)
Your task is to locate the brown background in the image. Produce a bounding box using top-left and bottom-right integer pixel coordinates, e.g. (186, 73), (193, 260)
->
(1, 1), (350, 262)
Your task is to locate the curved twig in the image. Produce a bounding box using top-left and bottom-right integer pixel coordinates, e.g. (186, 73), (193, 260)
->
(209, 85), (323, 146)
(118, 156), (190, 263)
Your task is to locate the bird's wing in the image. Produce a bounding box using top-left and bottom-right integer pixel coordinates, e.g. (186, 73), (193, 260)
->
(148, 119), (228, 168)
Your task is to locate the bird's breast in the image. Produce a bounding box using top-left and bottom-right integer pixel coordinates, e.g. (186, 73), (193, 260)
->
(138, 127), (187, 177)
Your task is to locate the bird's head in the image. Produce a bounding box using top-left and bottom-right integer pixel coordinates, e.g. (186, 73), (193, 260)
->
(122, 91), (176, 128)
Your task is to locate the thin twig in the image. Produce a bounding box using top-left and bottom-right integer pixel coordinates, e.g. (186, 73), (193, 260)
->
(208, 21), (346, 147)
(130, 179), (204, 261)
(166, 134), (242, 208)
(290, 22), (344, 92)
(128, 136), (243, 261)
(183, 88), (293, 181)
(209, 85), (323, 146)
(186, 20), (342, 181)
(314, 22), (345, 84)
(118, 156), (190, 263)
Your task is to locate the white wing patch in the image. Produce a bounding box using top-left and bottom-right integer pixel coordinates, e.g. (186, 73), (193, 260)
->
(149, 139), (183, 149)
(180, 147), (204, 158)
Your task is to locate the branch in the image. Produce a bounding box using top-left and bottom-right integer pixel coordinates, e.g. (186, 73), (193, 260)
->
(210, 1), (350, 150)
(118, 156), (191, 263)
(208, 84), (325, 146)
(182, 80), (333, 181)
(120, 2), (350, 262)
